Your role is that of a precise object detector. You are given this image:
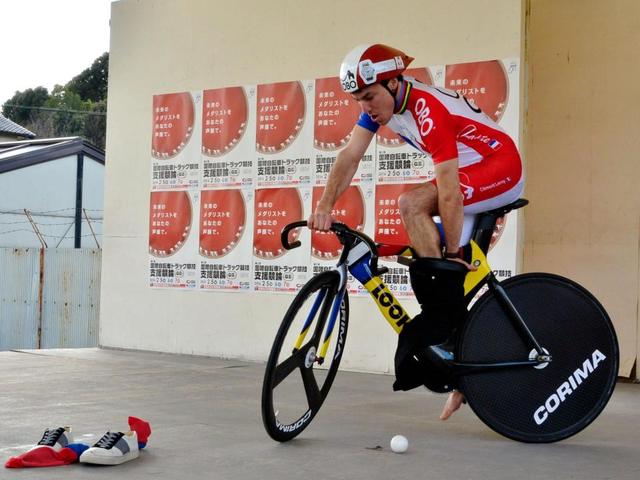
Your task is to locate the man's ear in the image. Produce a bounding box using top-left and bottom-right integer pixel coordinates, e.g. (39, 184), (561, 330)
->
(387, 77), (400, 94)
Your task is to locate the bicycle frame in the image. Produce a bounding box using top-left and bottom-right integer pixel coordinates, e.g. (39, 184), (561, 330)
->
(300, 234), (550, 372)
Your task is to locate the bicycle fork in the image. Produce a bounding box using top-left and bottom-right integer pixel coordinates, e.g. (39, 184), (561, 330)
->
(293, 269), (348, 366)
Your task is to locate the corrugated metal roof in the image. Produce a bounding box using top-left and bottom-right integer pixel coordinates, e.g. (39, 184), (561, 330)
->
(0, 114), (35, 138)
(0, 137), (104, 174)
(0, 144), (50, 161)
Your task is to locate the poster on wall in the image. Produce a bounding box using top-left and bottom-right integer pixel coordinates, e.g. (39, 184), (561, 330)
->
(309, 183), (375, 295)
(147, 56), (522, 292)
(373, 183), (416, 297)
(444, 59), (509, 124)
(149, 190), (199, 288)
(253, 187), (311, 292)
(201, 86), (256, 188)
(199, 188), (254, 291)
(375, 67), (436, 184)
(313, 76), (375, 185)
(151, 91), (202, 190)
(255, 80), (314, 187)
(443, 58), (521, 281)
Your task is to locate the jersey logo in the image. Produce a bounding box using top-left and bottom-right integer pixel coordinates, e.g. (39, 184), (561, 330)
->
(459, 172), (475, 200)
(488, 139), (502, 150)
(459, 124), (503, 151)
(414, 98), (434, 137)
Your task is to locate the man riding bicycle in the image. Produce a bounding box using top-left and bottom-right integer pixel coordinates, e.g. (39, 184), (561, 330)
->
(307, 44), (524, 420)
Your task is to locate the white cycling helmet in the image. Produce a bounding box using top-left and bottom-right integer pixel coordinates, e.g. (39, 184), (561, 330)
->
(339, 44), (414, 93)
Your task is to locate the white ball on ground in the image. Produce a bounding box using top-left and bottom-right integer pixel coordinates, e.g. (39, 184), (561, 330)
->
(390, 434), (408, 453)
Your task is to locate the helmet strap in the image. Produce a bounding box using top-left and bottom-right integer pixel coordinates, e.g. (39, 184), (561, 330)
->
(382, 75), (405, 113)
(380, 78), (396, 99)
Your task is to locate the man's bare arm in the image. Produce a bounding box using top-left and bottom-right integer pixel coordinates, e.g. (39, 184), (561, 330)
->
(434, 158), (464, 254)
(308, 125), (374, 230)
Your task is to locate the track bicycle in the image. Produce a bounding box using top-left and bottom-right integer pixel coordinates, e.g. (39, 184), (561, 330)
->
(261, 199), (619, 443)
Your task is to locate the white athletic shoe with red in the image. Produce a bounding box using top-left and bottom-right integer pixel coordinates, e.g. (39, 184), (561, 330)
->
(31, 427), (73, 452)
(79, 431), (139, 465)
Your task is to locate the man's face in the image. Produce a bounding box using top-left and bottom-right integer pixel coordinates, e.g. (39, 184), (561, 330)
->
(351, 83), (395, 125)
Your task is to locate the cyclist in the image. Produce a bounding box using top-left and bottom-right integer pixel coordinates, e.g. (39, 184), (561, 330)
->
(308, 44), (524, 420)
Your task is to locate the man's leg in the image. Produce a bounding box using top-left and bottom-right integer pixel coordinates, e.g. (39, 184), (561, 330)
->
(398, 182), (467, 420)
(398, 183), (440, 257)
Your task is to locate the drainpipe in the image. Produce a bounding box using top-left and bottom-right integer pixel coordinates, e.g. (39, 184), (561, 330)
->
(37, 248), (45, 349)
(75, 152), (84, 248)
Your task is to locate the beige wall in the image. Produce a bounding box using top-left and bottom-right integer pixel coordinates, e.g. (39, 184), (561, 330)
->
(103, 0), (523, 372)
(523, 0), (640, 377)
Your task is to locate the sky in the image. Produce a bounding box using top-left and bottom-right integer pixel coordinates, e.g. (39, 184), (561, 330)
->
(0, 0), (113, 107)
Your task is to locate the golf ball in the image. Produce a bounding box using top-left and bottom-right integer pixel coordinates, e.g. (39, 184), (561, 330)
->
(390, 434), (408, 453)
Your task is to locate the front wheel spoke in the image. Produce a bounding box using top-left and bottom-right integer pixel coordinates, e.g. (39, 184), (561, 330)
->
(273, 350), (305, 388)
(300, 366), (322, 410)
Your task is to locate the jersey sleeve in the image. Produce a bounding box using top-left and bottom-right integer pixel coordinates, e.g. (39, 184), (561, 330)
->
(419, 97), (458, 164)
(356, 112), (380, 133)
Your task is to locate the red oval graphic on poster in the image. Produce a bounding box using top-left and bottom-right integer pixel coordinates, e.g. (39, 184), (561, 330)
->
(374, 184), (418, 247)
(311, 185), (365, 259)
(489, 215), (507, 251)
(445, 60), (508, 122)
(377, 67), (434, 147)
(152, 92), (195, 159)
(149, 191), (192, 257)
(199, 189), (246, 258)
(202, 87), (248, 157)
(314, 77), (361, 150)
(254, 188), (303, 259)
(256, 81), (305, 153)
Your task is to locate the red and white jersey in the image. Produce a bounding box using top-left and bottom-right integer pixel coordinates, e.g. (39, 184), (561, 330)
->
(357, 79), (524, 243)
(357, 79), (519, 167)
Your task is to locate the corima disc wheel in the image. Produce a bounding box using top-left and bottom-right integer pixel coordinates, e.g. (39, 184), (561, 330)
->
(458, 273), (618, 443)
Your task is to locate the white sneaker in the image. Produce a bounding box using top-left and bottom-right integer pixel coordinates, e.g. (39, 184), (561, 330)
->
(31, 427), (73, 452)
(79, 431), (139, 465)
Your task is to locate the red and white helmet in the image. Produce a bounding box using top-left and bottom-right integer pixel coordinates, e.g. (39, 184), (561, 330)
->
(339, 44), (414, 93)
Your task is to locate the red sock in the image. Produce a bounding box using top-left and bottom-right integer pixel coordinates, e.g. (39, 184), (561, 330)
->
(128, 416), (152, 447)
(5, 446), (78, 468)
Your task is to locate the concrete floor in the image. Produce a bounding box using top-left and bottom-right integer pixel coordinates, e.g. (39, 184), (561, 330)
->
(0, 348), (638, 480)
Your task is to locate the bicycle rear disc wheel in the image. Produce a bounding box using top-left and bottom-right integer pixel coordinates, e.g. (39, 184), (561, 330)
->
(458, 273), (618, 443)
(261, 270), (349, 442)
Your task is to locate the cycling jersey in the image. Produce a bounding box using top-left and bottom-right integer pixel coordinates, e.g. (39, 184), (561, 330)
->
(359, 79), (520, 162)
(358, 79), (523, 208)
(357, 79), (524, 244)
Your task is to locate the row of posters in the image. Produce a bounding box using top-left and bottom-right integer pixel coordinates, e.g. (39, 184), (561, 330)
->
(149, 58), (521, 295)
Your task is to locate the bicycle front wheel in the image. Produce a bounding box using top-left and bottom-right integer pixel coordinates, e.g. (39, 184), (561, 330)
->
(261, 270), (349, 442)
(458, 273), (619, 443)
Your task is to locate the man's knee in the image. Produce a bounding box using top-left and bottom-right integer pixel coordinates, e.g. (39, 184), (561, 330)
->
(398, 184), (437, 219)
